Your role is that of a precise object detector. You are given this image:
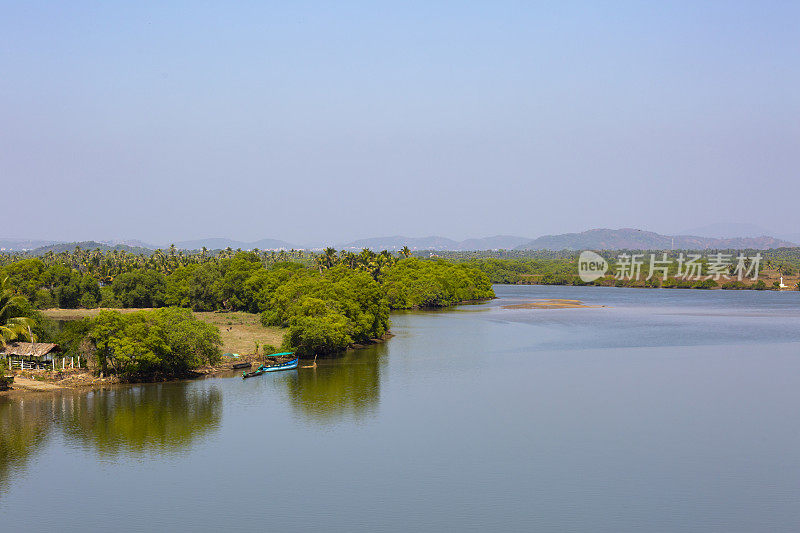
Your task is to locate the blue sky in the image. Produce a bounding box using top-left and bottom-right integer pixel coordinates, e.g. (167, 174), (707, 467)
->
(2, 1), (798, 244)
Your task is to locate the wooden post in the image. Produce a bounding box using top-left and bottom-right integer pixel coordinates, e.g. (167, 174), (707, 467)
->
(71, 357), (74, 369)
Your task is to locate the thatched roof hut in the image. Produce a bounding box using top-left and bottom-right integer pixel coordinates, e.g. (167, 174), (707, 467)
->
(0, 342), (61, 359)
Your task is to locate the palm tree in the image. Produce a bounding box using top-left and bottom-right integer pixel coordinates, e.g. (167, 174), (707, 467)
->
(358, 248), (375, 267)
(321, 247), (338, 269)
(400, 246), (412, 258)
(0, 277), (35, 349)
(340, 251), (358, 269)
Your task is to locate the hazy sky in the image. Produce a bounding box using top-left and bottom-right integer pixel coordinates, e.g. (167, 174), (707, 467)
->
(2, 2), (798, 245)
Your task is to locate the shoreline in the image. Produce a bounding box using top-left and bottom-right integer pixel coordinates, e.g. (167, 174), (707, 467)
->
(0, 354), (262, 398)
(0, 331), (395, 400)
(2, 294), (485, 400)
(508, 281), (797, 291)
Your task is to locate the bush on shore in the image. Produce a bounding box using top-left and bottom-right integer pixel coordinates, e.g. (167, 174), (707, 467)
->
(87, 308), (221, 378)
(380, 258), (493, 309)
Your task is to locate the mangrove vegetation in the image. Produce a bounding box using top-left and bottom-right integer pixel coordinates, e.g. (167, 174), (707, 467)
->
(0, 247), (494, 373)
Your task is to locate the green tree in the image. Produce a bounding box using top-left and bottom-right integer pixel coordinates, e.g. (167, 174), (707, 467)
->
(87, 308), (221, 377)
(165, 263), (222, 311)
(112, 269), (167, 308)
(34, 289), (56, 309)
(0, 276), (35, 349)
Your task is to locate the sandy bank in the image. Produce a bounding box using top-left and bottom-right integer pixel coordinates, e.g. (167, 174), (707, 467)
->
(502, 299), (606, 309)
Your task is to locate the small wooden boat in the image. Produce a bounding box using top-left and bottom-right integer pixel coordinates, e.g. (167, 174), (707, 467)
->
(242, 353), (299, 378)
(242, 367), (265, 379)
(231, 362), (252, 370)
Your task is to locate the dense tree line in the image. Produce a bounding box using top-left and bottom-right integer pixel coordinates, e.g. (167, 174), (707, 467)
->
(0, 248), (493, 358)
(0, 246), (314, 286)
(460, 255), (798, 290)
(381, 258), (494, 307)
(434, 247), (800, 269)
(266, 266), (390, 356)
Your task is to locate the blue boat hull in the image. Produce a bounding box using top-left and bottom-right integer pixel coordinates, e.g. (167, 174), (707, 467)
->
(262, 357), (299, 372)
(242, 355), (299, 378)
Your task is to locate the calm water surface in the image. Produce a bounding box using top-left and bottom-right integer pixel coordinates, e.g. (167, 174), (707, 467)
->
(3, 285), (800, 532)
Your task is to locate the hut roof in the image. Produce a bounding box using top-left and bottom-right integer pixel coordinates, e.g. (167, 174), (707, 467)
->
(0, 342), (61, 357)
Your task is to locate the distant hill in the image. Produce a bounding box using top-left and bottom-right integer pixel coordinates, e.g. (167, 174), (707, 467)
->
(28, 241), (154, 255)
(337, 236), (460, 251)
(172, 238), (297, 251)
(708, 236), (798, 249)
(779, 233), (800, 244)
(0, 239), (61, 251)
(515, 228), (797, 251)
(5, 230), (796, 256)
(454, 235), (532, 250)
(105, 239), (156, 249)
(336, 235), (532, 251)
(1, 238), (155, 253)
(678, 223), (778, 239)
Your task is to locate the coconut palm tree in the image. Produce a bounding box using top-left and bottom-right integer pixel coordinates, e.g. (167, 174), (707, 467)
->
(323, 247), (338, 269)
(0, 276), (35, 349)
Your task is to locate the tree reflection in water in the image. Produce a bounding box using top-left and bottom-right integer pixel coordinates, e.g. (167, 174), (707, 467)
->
(61, 383), (222, 456)
(286, 344), (385, 423)
(0, 344), (384, 490)
(0, 381), (223, 490)
(0, 397), (54, 491)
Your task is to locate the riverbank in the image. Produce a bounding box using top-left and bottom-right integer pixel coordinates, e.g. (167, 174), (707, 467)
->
(0, 330), (395, 399)
(514, 273), (799, 290)
(0, 352), (269, 398)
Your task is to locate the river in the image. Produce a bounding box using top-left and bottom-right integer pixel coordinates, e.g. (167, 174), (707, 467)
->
(2, 285), (800, 532)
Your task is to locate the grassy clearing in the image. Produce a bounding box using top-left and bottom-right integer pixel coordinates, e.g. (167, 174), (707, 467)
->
(42, 308), (285, 355)
(192, 311), (284, 354)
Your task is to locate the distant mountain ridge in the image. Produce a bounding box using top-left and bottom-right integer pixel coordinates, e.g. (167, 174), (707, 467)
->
(677, 223), (777, 239)
(27, 241), (154, 255)
(171, 237), (297, 250)
(0, 239), (61, 251)
(515, 228), (797, 251)
(4, 229), (797, 255)
(336, 235), (533, 251)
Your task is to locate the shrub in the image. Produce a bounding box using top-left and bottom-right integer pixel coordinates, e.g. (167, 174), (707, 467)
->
(379, 258), (493, 309)
(165, 263), (222, 311)
(34, 289), (56, 309)
(87, 308), (221, 377)
(282, 313), (353, 357)
(112, 270), (167, 308)
(692, 279), (718, 289)
(721, 280), (748, 290)
(99, 286), (120, 308)
(80, 293), (99, 309)
(261, 344), (278, 355)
